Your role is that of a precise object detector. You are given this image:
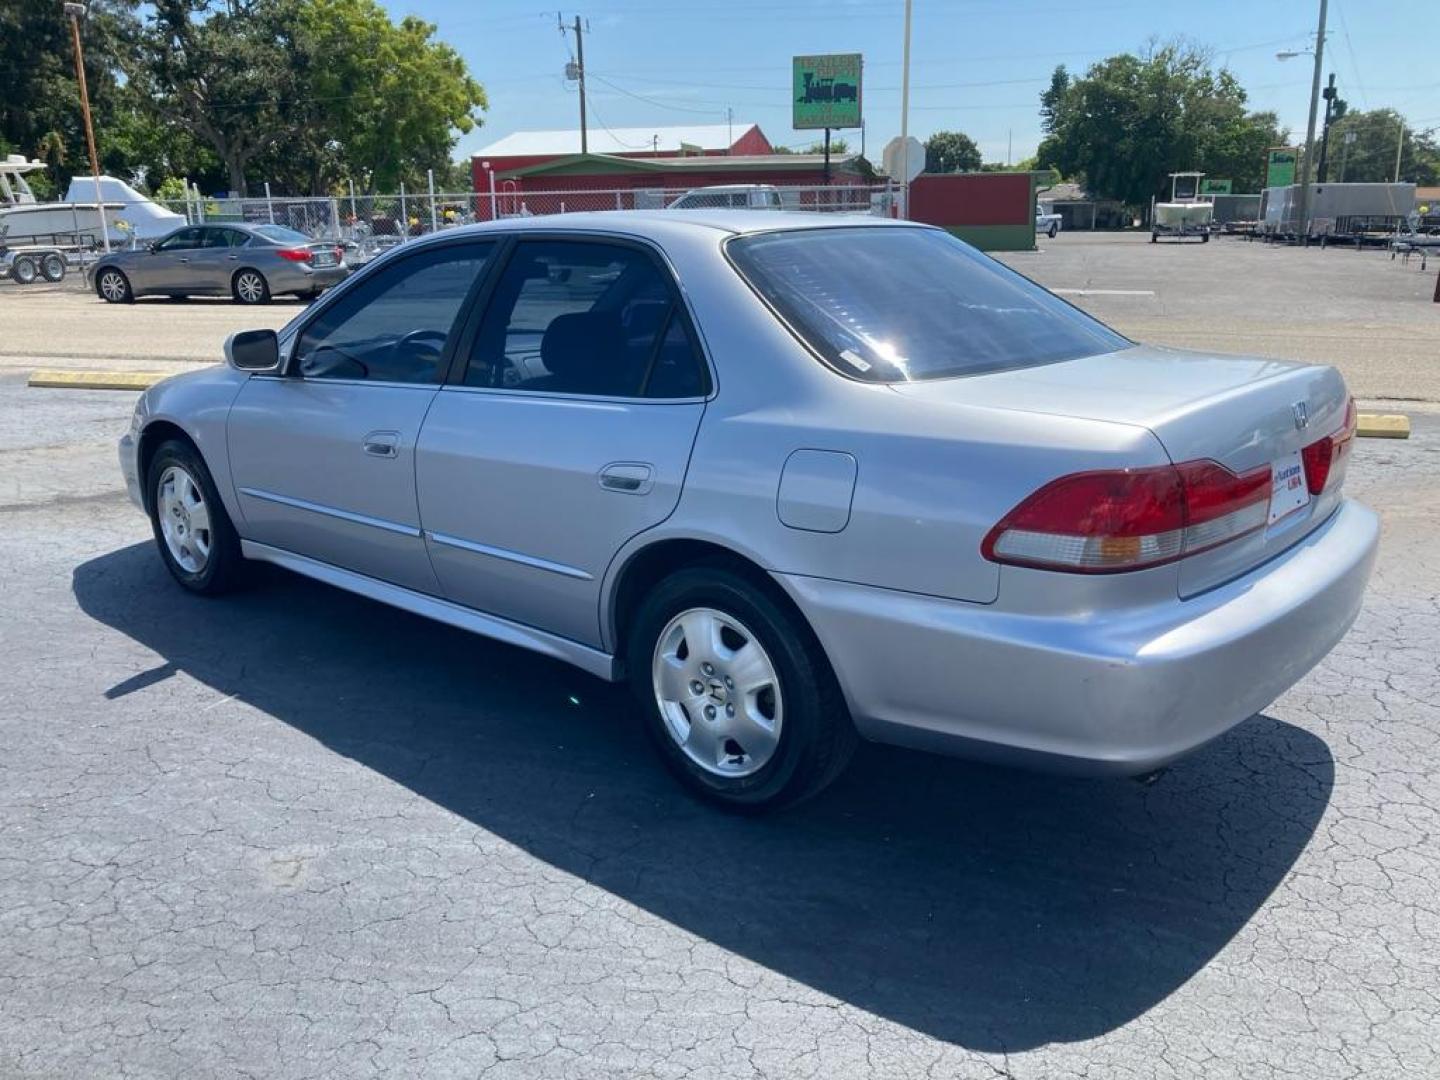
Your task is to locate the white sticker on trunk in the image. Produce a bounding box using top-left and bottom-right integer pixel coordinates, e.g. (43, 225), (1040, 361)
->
(1269, 450), (1310, 525)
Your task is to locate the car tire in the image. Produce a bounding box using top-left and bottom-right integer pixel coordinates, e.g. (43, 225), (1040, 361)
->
(40, 253), (66, 282)
(146, 439), (245, 596)
(1150, 231), (1158, 243)
(232, 269), (271, 305)
(627, 565), (858, 812)
(11, 255), (38, 284)
(1047, 223), (1058, 238)
(96, 267), (133, 303)
(298, 288), (324, 301)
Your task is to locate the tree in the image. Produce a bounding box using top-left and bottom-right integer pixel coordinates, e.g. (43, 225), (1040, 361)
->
(804, 137), (849, 154)
(1036, 42), (1287, 205)
(1324, 108), (1439, 185)
(136, 0), (486, 195)
(0, 0), (174, 187)
(924, 130), (981, 173)
(1039, 65), (1069, 134)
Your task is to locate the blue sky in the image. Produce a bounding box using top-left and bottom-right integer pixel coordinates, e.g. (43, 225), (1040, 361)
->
(380, 0), (1438, 163)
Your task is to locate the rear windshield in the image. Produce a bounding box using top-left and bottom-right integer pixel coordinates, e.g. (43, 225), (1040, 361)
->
(726, 226), (1130, 382)
(252, 224), (313, 245)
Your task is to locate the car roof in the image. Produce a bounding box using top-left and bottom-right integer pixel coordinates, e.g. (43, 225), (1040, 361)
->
(418, 209), (927, 241)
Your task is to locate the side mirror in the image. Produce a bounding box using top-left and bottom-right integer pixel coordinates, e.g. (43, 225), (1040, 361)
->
(224, 329), (281, 373)
(147, 241), (159, 253)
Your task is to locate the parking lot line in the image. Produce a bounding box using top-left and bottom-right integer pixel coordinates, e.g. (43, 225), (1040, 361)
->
(1052, 288), (1157, 297)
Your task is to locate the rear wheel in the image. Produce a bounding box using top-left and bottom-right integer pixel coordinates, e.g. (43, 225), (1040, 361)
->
(146, 439), (244, 595)
(97, 267), (132, 303)
(40, 253), (66, 282)
(232, 268), (270, 305)
(11, 256), (37, 284)
(627, 566), (857, 812)
(1047, 223), (1058, 239)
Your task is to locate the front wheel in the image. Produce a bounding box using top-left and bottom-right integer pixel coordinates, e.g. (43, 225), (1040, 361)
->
(627, 566), (857, 812)
(232, 269), (270, 305)
(1047, 223), (1058, 239)
(96, 267), (133, 303)
(11, 255), (37, 284)
(146, 439), (244, 594)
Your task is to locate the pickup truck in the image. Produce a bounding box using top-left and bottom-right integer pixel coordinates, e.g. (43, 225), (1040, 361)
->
(1036, 205), (1062, 238)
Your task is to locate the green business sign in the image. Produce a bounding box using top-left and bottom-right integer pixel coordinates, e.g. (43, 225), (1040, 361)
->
(1199, 178), (1233, 195)
(792, 54), (863, 130)
(1266, 148), (1299, 189)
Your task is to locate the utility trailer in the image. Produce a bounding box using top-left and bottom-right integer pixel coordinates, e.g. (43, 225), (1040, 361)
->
(0, 244), (71, 285)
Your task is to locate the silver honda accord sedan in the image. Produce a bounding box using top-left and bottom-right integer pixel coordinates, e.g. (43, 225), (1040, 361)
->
(91, 222), (349, 305)
(116, 212), (1378, 810)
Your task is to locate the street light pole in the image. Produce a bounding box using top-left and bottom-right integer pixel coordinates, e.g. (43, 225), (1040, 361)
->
(64, 1), (109, 253)
(899, 0), (912, 219)
(1297, 0), (1328, 244)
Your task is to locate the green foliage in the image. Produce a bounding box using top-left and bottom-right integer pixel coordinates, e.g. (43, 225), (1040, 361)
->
(1036, 42), (1287, 205)
(804, 138), (849, 154)
(924, 131), (982, 174)
(0, 0), (156, 188)
(1324, 108), (1439, 185)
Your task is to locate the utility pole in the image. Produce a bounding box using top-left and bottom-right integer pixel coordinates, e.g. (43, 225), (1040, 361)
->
(899, 0), (913, 218)
(727, 107), (733, 154)
(1297, 0), (1327, 244)
(560, 14), (588, 154)
(1394, 118), (1405, 182)
(64, 2), (109, 252)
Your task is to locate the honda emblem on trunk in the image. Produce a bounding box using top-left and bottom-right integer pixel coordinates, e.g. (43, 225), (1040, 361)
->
(1292, 402), (1309, 430)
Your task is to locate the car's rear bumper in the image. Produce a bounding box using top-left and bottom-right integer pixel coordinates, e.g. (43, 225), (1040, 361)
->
(269, 262), (349, 294)
(777, 498), (1378, 775)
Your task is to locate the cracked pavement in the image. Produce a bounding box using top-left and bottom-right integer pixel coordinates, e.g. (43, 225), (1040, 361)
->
(0, 368), (1437, 1078)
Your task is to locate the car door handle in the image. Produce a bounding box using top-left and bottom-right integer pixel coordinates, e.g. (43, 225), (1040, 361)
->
(599, 462), (654, 495)
(362, 431), (401, 458)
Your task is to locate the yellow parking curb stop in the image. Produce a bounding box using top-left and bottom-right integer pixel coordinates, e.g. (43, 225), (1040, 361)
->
(27, 370), (169, 391)
(1356, 413), (1411, 439)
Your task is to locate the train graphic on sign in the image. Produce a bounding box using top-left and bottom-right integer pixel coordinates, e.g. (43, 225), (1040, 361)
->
(797, 71), (858, 105)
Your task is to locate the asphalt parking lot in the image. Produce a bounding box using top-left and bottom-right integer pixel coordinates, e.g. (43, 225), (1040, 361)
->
(2, 232), (1439, 1078)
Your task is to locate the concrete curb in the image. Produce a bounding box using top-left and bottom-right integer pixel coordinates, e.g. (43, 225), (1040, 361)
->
(1356, 413), (1411, 439)
(27, 370), (169, 391)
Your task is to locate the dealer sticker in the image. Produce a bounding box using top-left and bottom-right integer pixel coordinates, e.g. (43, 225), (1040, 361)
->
(1269, 450), (1310, 524)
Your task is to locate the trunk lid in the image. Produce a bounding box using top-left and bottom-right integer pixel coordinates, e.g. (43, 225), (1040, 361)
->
(891, 344), (1353, 596)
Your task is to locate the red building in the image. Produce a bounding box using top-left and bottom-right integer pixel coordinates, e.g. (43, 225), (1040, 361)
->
(471, 122), (774, 186)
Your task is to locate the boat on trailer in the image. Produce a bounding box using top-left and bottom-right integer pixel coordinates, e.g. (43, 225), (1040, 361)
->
(0, 155), (183, 250)
(1151, 172), (1214, 243)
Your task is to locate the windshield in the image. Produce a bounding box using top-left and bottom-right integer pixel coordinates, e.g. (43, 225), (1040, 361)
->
(727, 226), (1131, 382)
(253, 224), (313, 245)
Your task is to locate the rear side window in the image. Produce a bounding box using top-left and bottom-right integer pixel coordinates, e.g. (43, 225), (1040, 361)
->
(294, 242), (493, 384)
(727, 226), (1130, 382)
(464, 240), (707, 398)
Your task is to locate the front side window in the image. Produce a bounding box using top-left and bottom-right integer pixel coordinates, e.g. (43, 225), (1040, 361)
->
(293, 242), (493, 383)
(156, 228), (205, 251)
(464, 240), (706, 398)
(727, 226), (1131, 382)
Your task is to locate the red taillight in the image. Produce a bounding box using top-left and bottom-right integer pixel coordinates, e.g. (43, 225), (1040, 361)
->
(276, 247), (312, 263)
(1301, 397), (1357, 495)
(983, 458), (1271, 573)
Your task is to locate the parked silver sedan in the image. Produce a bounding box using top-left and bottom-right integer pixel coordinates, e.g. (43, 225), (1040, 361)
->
(116, 213), (1378, 810)
(91, 222), (349, 305)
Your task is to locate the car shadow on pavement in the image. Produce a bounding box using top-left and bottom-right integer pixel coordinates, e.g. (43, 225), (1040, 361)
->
(74, 543), (1334, 1054)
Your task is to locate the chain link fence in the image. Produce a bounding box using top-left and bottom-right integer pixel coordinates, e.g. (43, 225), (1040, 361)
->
(147, 183), (896, 263)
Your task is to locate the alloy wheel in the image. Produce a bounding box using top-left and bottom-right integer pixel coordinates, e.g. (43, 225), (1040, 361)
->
(156, 465), (213, 574)
(235, 271), (266, 303)
(99, 270), (127, 302)
(652, 607), (784, 778)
